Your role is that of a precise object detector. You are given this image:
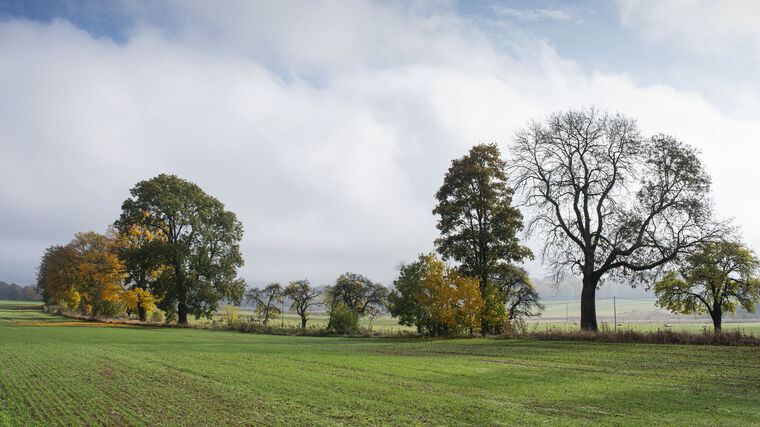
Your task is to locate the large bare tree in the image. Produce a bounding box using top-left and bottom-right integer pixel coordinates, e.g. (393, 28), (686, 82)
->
(511, 108), (726, 331)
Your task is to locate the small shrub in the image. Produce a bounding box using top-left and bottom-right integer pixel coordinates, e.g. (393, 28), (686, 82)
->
(329, 306), (359, 335)
(91, 301), (125, 319)
(149, 310), (165, 323)
(164, 310), (177, 324)
(222, 305), (240, 328)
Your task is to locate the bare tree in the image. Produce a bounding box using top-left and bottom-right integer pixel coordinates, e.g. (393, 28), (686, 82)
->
(511, 107), (726, 331)
(245, 283), (282, 326)
(283, 279), (322, 328)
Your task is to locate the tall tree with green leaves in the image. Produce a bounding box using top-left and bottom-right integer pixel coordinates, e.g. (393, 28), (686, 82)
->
(116, 174), (245, 325)
(654, 241), (760, 331)
(388, 255), (430, 334)
(433, 143), (533, 333)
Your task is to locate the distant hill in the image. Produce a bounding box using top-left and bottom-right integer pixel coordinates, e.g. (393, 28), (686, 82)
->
(0, 281), (41, 301)
(532, 277), (655, 301)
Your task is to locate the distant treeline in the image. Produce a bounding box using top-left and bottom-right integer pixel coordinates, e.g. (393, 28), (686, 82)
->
(0, 281), (41, 301)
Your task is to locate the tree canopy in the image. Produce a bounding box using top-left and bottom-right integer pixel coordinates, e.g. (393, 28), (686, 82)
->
(35, 232), (127, 316)
(325, 272), (388, 317)
(283, 279), (321, 328)
(116, 174), (245, 325)
(0, 281), (40, 301)
(654, 241), (760, 331)
(246, 283), (283, 326)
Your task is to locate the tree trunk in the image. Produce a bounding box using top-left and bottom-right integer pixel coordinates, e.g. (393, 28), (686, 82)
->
(178, 302), (188, 325)
(580, 276), (598, 331)
(711, 307), (722, 332)
(301, 316), (307, 328)
(138, 306), (147, 322)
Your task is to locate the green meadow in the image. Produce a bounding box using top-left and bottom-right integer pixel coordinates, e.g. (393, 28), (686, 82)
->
(1, 301), (759, 426)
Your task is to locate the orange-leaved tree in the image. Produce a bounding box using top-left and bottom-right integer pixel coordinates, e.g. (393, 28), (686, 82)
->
(417, 254), (483, 336)
(70, 231), (126, 317)
(113, 215), (166, 321)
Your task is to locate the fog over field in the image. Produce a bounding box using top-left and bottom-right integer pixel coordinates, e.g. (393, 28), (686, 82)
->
(1, 0), (759, 293)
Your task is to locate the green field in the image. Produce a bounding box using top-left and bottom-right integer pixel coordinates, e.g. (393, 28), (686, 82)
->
(1, 301), (759, 425)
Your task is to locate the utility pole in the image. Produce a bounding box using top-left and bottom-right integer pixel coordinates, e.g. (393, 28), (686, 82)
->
(281, 298), (284, 328)
(566, 303), (569, 324)
(614, 296), (617, 332)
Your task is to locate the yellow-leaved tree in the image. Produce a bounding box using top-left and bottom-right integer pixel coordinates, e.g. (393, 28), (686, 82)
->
(113, 214), (166, 321)
(70, 231), (127, 317)
(417, 254), (483, 336)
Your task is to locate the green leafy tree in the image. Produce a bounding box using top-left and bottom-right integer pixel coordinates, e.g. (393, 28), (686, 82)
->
(325, 272), (388, 316)
(492, 266), (544, 321)
(654, 241), (760, 331)
(388, 255), (430, 334)
(116, 174), (245, 325)
(246, 283), (282, 326)
(283, 279), (321, 328)
(512, 108), (727, 331)
(433, 143), (533, 333)
(36, 245), (81, 309)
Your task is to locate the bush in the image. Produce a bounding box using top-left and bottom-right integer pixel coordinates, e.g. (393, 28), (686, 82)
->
(329, 306), (359, 334)
(91, 301), (125, 319)
(149, 310), (165, 323)
(222, 305), (240, 328)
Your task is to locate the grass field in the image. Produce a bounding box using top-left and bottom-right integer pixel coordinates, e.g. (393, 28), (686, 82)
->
(1, 301), (759, 425)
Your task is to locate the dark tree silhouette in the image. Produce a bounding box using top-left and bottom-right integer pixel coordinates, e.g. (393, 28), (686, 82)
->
(512, 108), (726, 331)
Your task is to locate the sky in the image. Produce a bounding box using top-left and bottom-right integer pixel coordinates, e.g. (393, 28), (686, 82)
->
(1, 0), (759, 297)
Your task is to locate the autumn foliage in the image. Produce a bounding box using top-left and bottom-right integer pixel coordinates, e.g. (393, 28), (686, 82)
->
(36, 227), (162, 319)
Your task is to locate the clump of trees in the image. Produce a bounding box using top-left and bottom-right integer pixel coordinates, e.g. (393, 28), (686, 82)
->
(654, 241), (760, 331)
(36, 230), (142, 317)
(391, 143), (540, 336)
(0, 281), (40, 301)
(389, 253), (542, 336)
(432, 143), (536, 334)
(36, 174), (246, 325)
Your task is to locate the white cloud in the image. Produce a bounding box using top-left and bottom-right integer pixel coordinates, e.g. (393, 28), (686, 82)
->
(494, 7), (573, 22)
(0, 1), (759, 288)
(616, 0), (760, 58)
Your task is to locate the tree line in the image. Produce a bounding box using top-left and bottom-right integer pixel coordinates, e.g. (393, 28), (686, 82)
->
(35, 107), (760, 333)
(0, 281), (40, 301)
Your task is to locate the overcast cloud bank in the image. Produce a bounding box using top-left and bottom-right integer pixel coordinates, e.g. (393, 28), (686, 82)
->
(1, 1), (758, 294)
